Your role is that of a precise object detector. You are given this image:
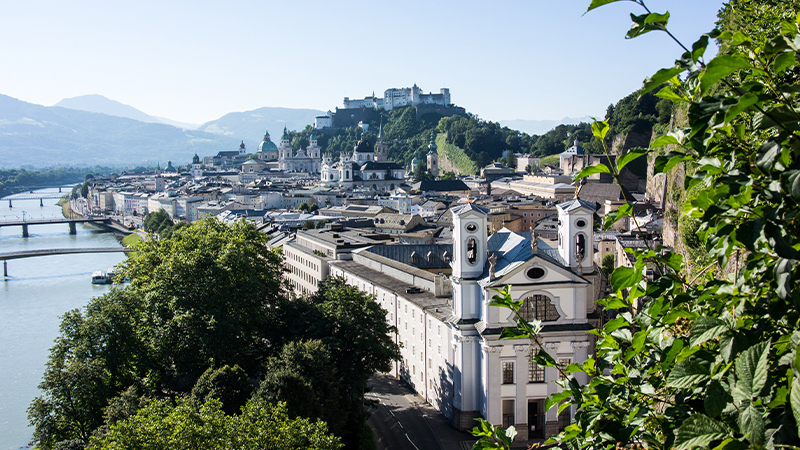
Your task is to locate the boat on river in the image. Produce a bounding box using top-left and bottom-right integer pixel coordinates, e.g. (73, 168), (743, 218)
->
(91, 270), (112, 284)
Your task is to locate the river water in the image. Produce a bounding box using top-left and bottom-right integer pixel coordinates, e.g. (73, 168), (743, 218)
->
(0, 188), (126, 449)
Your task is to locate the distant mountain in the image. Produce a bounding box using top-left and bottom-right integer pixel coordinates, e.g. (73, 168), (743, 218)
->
(197, 107), (325, 141)
(54, 94), (200, 130)
(499, 116), (594, 135)
(0, 94), (240, 168)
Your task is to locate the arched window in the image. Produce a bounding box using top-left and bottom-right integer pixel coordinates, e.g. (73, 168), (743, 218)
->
(576, 233), (587, 261)
(519, 294), (560, 322)
(467, 238), (477, 264)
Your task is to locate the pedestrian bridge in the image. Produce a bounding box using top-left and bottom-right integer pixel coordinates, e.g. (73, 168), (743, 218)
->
(0, 217), (116, 237)
(1, 247), (134, 278)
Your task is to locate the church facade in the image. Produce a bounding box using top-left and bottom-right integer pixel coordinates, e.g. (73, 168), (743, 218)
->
(328, 199), (601, 440)
(277, 127), (322, 174)
(321, 126), (406, 191)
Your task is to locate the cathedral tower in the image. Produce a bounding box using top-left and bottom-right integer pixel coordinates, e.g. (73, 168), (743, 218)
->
(427, 131), (439, 178)
(556, 199), (595, 273)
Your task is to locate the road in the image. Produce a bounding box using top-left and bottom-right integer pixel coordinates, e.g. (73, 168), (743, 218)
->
(367, 374), (475, 450)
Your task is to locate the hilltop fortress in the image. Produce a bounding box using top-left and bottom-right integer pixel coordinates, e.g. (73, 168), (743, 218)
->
(315, 84), (465, 130)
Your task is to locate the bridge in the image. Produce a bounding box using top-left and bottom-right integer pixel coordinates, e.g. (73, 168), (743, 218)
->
(0, 217), (133, 237)
(1, 247), (134, 278)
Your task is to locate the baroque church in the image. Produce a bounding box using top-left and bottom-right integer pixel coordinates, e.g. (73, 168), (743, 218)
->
(320, 124), (406, 190)
(277, 126), (322, 174)
(328, 199), (601, 440)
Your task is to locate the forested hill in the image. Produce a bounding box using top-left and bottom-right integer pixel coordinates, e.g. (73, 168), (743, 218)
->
(282, 88), (674, 175)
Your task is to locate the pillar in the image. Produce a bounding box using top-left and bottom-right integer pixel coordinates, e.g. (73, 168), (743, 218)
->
(3, 260), (7, 278)
(40, 198), (44, 207)
(8, 199), (11, 208)
(59, 187), (62, 193)
(69, 222), (77, 235)
(21, 224), (28, 237)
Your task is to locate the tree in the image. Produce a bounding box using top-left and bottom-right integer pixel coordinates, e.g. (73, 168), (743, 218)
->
(298, 202), (310, 212)
(413, 164), (433, 182)
(309, 203), (319, 213)
(600, 253), (614, 278)
(255, 340), (342, 433)
(502, 151), (517, 170)
(440, 171), (456, 180)
(190, 365), (253, 415)
(474, 2), (800, 449)
(80, 182), (89, 198)
(86, 398), (341, 450)
(525, 164), (533, 174)
(29, 218), (288, 449)
(301, 277), (401, 448)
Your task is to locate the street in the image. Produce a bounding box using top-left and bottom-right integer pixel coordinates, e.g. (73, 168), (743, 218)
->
(367, 374), (475, 450)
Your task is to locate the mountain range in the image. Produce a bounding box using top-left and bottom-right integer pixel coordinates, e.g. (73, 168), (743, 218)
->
(0, 95), (324, 168)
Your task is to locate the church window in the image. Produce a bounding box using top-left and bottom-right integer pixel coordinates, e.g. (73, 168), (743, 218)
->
(576, 219), (587, 228)
(576, 234), (587, 261)
(528, 359), (545, 383)
(519, 294), (560, 322)
(558, 358), (571, 380)
(502, 362), (515, 384)
(526, 267), (545, 279)
(466, 238), (478, 264)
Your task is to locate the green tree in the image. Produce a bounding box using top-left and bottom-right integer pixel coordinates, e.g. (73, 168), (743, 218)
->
(87, 398), (341, 450)
(440, 171), (456, 180)
(80, 182), (89, 198)
(29, 218), (288, 449)
(255, 340), (342, 433)
(413, 164), (433, 182)
(299, 202), (310, 212)
(190, 365), (253, 415)
(474, 2), (800, 449)
(600, 253), (615, 278)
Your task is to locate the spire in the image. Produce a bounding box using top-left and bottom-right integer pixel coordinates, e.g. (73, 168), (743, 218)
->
(263, 128), (270, 141)
(378, 116), (384, 139)
(427, 131), (438, 154)
(282, 126), (289, 141)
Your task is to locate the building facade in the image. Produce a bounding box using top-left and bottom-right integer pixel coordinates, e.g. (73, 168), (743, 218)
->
(329, 199), (602, 440)
(342, 85), (451, 111)
(278, 127), (322, 174)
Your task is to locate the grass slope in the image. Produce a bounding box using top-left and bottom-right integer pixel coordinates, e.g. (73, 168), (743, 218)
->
(435, 134), (478, 175)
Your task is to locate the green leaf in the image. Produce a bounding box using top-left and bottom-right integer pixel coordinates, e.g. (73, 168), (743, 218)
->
(627, 12), (669, 39)
(667, 357), (711, 388)
(591, 119), (610, 140)
(617, 149), (648, 172)
(674, 414), (733, 450)
(734, 341), (770, 398)
(610, 266), (640, 292)
(656, 85), (687, 102)
(774, 51), (797, 73)
(775, 258), (794, 300)
(700, 55), (752, 93)
(690, 316), (729, 347)
(545, 390), (573, 412)
(651, 135), (680, 148)
(643, 67), (685, 96)
(604, 203), (633, 229)
(691, 35), (709, 63)
(625, 329), (648, 362)
(584, 0), (624, 13)
(705, 380), (729, 418)
(574, 163), (610, 181)
(654, 153), (692, 174)
(791, 377), (800, 436)
(499, 327), (531, 340)
(723, 92), (759, 124)
(739, 403), (765, 446)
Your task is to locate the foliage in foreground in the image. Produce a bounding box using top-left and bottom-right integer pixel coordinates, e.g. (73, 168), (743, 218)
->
(473, 0), (800, 449)
(28, 218), (398, 450)
(86, 398), (341, 450)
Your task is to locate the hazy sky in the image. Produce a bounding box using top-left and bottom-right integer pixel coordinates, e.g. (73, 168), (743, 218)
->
(1, 0), (724, 126)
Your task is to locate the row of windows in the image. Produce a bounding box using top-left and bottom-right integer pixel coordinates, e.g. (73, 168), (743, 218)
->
(501, 358), (570, 384)
(287, 251), (319, 272)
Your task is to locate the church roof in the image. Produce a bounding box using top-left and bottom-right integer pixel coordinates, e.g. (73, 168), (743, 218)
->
(354, 139), (374, 153)
(258, 140), (278, 153)
(478, 229), (568, 287)
(361, 161), (403, 171)
(451, 202), (490, 216)
(557, 198), (597, 213)
(561, 140), (585, 156)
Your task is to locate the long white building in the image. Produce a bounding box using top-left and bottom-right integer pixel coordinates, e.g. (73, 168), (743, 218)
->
(343, 85), (451, 111)
(329, 199), (601, 440)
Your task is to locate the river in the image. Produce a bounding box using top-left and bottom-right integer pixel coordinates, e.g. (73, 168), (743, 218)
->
(0, 188), (126, 449)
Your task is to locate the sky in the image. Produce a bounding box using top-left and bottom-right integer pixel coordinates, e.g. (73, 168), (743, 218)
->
(0, 0), (725, 126)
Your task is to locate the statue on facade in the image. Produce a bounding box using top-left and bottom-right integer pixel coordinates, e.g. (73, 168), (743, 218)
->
(488, 252), (498, 280)
(531, 229), (538, 255)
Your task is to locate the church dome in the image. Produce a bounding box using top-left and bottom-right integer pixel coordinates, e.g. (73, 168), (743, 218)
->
(258, 140), (278, 153)
(354, 139), (374, 153)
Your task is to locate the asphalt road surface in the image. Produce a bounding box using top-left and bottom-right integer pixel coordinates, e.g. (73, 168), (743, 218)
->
(367, 374), (475, 450)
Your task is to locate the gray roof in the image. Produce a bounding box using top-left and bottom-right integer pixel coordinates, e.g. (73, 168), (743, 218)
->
(365, 244), (452, 270)
(557, 198), (597, 213)
(451, 203), (490, 217)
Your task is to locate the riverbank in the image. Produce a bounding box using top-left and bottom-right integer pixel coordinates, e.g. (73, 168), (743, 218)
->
(60, 196), (82, 219)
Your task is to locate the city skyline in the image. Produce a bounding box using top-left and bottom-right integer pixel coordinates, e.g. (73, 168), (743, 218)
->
(2, 0), (723, 126)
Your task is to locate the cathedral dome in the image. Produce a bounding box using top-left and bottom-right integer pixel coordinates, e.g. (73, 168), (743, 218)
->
(354, 139), (374, 153)
(258, 140), (278, 153)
